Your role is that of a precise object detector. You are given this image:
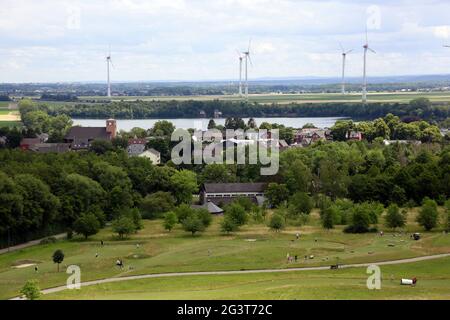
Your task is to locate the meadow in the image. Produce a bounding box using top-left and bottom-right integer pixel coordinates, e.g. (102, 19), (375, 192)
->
(1, 209), (449, 300)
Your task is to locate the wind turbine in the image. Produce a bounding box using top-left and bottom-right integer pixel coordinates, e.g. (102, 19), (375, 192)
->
(242, 39), (253, 100)
(362, 30), (376, 104)
(236, 50), (244, 96)
(106, 47), (114, 98)
(340, 43), (353, 95)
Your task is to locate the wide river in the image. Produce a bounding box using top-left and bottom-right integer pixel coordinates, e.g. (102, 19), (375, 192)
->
(72, 117), (345, 131)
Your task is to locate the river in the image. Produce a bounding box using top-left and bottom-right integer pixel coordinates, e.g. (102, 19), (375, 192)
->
(71, 117), (345, 131)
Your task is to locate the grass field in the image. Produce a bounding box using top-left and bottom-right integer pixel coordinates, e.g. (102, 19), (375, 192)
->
(1, 209), (449, 300)
(77, 92), (450, 105)
(44, 256), (450, 300)
(0, 121), (22, 128)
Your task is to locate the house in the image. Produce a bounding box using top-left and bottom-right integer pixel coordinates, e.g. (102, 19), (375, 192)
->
(64, 119), (117, 150)
(199, 110), (206, 118)
(191, 200), (224, 215)
(214, 110), (222, 119)
(138, 148), (161, 165)
(31, 143), (72, 153)
(200, 183), (267, 207)
(0, 136), (7, 147)
(127, 138), (147, 157)
(20, 138), (43, 151)
(347, 131), (363, 141)
(294, 128), (330, 146)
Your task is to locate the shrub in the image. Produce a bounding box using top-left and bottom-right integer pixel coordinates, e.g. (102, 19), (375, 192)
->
(20, 280), (41, 300)
(269, 214), (285, 232)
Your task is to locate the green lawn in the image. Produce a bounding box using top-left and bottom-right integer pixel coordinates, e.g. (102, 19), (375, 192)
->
(44, 256), (450, 300)
(1, 211), (449, 300)
(0, 121), (22, 128)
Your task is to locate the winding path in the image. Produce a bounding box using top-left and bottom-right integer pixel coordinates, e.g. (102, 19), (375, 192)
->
(11, 252), (450, 299)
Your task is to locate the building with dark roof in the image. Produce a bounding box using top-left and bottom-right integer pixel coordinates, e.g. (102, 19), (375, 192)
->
(191, 200), (224, 215)
(64, 119), (117, 150)
(200, 183), (267, 207)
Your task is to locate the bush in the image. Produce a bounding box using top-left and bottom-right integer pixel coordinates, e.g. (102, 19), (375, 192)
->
(288, 192), (313, 218)
(140, 192), (175, 219)
(163, 211), (178, 232)
(417, 198), (439, 231)
(269, 214), (285, 232)
(384, 204), (406, 230)
(20, 280), (41, 300)
(224, 203), (248, 227)
(181, 214), (206, 236)
(112, 216), (137, 239)
(220, 216), (238, 234)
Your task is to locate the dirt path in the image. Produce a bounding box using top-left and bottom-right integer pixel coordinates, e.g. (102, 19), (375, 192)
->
(11, 252), (450, 299)
(0, 234), (67, 255)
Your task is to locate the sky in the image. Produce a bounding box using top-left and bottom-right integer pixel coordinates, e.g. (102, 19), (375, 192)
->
(1, 0), (450, 83)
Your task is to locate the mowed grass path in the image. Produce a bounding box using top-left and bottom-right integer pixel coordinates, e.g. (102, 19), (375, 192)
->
(44, 256), (450, 300)
(1, 211), (450, 300)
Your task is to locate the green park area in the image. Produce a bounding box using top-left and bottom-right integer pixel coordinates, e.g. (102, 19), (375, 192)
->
(1, 210), (450, 300)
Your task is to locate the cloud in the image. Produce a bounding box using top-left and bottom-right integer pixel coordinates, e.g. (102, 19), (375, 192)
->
(2, 0), (450, 82)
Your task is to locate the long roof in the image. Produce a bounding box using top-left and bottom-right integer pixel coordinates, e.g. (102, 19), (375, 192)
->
(65, 126), (110, 140)
(203, 183), (267, 193)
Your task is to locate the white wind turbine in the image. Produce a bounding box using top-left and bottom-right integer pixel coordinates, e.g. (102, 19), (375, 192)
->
(236, 50), (244, 96)
(106, 48), (114, 98)
(340, 43), (353, 95)
(242, 39), (253, 100)
(362, 30), (376, 104)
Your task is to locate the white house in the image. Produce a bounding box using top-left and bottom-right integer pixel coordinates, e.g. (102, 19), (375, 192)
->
(138, 148), (161, 165)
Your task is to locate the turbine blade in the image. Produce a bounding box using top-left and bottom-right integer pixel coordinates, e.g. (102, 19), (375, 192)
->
(368, 48), (376, 54)
(339, 42), (344, 53)
(346, 49), (354, 54)
(248, 38), (252, 53)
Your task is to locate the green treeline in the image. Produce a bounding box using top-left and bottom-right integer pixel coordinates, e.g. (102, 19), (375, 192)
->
(38, 98), (450, 121)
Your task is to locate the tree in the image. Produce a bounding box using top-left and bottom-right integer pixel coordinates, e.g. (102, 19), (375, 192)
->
(20, 280), (41, 300)
(170, 170), (198, 204)
(444, 200), (450, 232)
(163, 211), (178, 232)
(181, 214), (205, 236)
(220, 215), (238, 234)
(140, 192), (175, 219)
(417, 199), (439, 231)
(52, 250), (65, 272)
(224, 202), (248, 227)
(149, 120), (175, 137)
(265, 183), (289, 208)
(344, 204), (371, 233)
(269, 214), (285, 232)
(201, 164), (236, 183)
(15, 174), (60, 231)
(384, 204), (406, 230)
(288, 192), (313, 217)
(207, 119), (217, 130)
(321, 206), (336, 230)
(331, 120), (354, 141)
(90, 139), (114, 154)
(112, 216), (136, 239)
(73, 213), (101, 239)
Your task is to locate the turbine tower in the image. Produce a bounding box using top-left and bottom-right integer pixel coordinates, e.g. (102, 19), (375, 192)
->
(106, 48), (113, 98)
(242, 39), (252, 100)
(237, 51), (244, 96)
(362, 30), (376, 104)
(340, 44), (353, 95)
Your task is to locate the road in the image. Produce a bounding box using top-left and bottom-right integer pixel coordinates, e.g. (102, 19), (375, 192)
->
(0, 233), (66, 255)
(11, 252), (450, 299)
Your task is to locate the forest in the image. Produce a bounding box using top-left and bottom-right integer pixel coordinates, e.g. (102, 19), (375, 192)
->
(37, 97), (450, 121)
